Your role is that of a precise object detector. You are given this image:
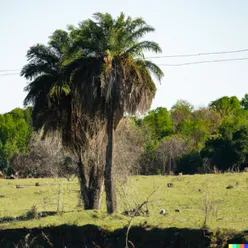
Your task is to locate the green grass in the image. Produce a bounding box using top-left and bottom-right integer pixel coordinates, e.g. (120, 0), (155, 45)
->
(0, 173), (248, 232)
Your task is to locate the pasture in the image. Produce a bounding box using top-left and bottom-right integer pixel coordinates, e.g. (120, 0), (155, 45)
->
(0, 173), (248, 232)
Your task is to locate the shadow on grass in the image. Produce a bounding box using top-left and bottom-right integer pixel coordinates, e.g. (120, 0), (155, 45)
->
(0, 211), (57, 224)
(0, 224), (247, 248)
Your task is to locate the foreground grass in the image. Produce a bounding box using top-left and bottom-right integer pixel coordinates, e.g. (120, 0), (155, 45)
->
(0, 173), (248, 232)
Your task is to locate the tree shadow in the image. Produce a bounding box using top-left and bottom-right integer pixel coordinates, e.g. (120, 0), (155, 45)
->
(0, 224), (247, 247)
(0, 211), (57, 224)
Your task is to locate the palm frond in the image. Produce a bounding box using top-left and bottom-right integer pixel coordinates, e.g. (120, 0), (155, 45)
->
(21, 44), (60, 80)
(122, 41), (162, 56)
(21, 63), (57, 80)
(127, 26), (155, 41)
(136, 59), (164, 81)
(23, 75), (55, 106)
(26, 44), (59, 63)
(48, 29), (70, 57)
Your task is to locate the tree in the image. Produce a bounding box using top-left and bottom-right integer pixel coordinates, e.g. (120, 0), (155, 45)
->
(170, 100), (193, 131)
(61, 13), (163, 213)
(241, 94), (248, 110)
(157, 135), (187, 175)
(209, 96), (241, 117)
(142, 107), (173, 140)
(11, 131), (75, 178)
(193, 107), (222, 133)
(201, 117), (248, 171)
(21, 30), (105, 209)
(0, 108), (32, 174)
(178, 117), (210, 151)
(176, 152), (203, 174)
(22, 13), (163, 213)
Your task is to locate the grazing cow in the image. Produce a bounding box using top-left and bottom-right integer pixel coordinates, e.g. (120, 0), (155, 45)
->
(16, 185), (24, 189)
(9, 174), (15, 179)
(226, 185), (233, 189)
(167, 183), (174, 188)
(160, 209), (166, 215)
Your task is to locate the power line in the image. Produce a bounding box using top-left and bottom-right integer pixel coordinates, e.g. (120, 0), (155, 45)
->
(1, 48), (248, 72)
(145, 48), (248, 59)
(0, 73), (19, 76)
(157, 57), (248, 66)
(0, 69), (20, 72)
(1, 51), (248, 75)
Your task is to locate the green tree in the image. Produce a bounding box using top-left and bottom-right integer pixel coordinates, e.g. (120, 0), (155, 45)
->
(170, 100), (193, 130)
(0, 108), (32, 173)
(22, 12), (163, 213)
(240, 94), (248, 110)
(201, 116), (248, 171)
(142, 107), (173, 140)
(21, 28), (103, 210)
(193, 107), (222, 134)
(209, 96), (241, 117)
(178, 117), (210, 151)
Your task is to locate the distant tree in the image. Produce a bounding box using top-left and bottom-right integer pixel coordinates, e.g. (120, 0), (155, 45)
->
(176, 152), (203, 174)
(142, 107), (173, 140)
(0, 108), (32, 174)
(170, 100), (193, 130)
(11, 132), (72, 178)
(193, 107), (222, 134)
(201, 122), (248, 171)
(157, 135), (187, 175)
(178, 117), (210, 151)
(209, 96), (241, 117)
(114, 118), (146, 177)
(240, 94), (248, 110)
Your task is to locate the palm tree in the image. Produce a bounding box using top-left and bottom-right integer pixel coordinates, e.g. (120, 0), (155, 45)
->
(22, 13), (163, 213)
(65, 12), (164, 213)
(21, 30), (105, 210)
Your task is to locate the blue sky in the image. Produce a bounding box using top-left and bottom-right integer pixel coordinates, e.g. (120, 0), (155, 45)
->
(0, 0), (248, 113)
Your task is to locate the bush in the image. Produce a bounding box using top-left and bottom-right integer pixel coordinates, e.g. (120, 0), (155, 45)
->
(26, 205), (38, 219)
(176, 153), (203, 174)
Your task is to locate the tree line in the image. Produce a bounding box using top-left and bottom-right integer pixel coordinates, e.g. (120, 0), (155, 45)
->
(1, 94), (248, 178)
(135, 95), (248, 175)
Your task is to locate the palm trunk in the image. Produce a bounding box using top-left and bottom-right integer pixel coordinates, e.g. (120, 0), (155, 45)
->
(78, 154), (104, 210)
(88, 165), (104, 209)
(77, 158), (90, 209)
(104, 111), (117, 213)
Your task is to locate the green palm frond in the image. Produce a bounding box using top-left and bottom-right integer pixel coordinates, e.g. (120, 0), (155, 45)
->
(24, 75), (55, 106)
(136, 59), (164, 81)
(127, 26), (155, 41)
(48, 29), (70, 57)
(26, 44), (59, 64)
(49, 83), (71, 98)
(21, 44), (60, 80)
(122, 41), (162, 57)
(21, 63), (57, 80)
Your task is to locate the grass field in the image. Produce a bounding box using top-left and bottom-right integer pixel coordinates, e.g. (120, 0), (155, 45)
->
(0, 173), (248, 232)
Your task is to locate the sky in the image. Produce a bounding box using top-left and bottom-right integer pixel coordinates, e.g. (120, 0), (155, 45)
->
(0, 0), (248, 114)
